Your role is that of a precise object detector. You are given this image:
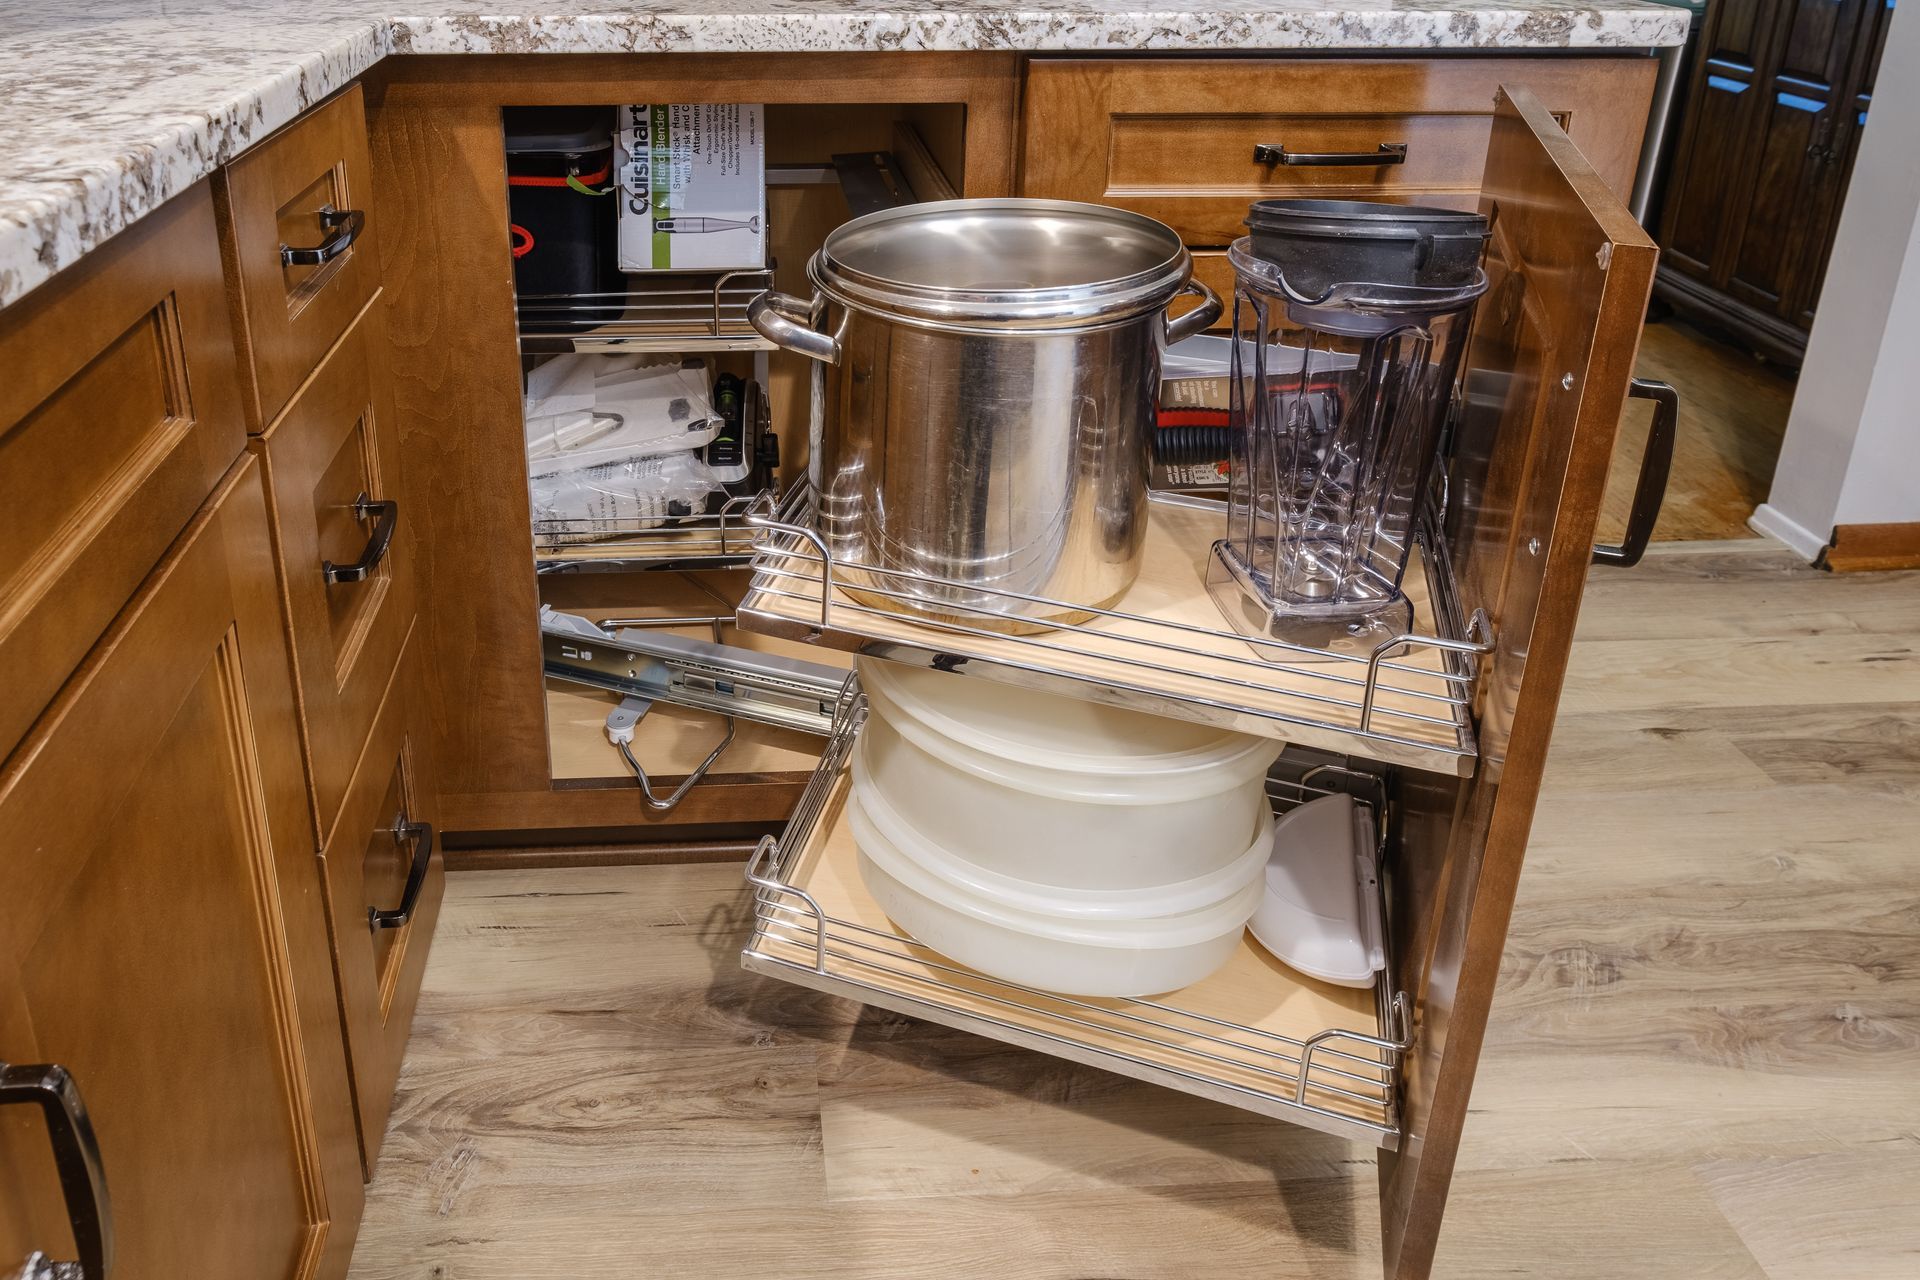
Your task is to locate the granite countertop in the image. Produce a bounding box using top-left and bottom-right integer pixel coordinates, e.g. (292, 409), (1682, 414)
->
(0, 1), (1691, 310)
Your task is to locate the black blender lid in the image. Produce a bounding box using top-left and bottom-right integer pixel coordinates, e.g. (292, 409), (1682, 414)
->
(504, 107), (614, 155)
(1246, 198), (1488, 235)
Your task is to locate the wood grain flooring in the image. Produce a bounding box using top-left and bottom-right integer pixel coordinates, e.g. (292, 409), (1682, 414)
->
(1600, 317), (1796, 544)
(347, 540), (1919, 1280)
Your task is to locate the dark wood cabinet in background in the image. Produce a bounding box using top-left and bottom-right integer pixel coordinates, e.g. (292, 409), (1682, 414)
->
(1654, 0), (1893, 364)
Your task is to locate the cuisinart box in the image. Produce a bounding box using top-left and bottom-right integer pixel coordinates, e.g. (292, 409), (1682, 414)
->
(617, 104), (767, 273)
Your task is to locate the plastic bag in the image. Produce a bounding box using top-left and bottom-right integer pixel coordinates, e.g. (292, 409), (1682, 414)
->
(524, 354), (718, 468)
(530, 449), (725, 537)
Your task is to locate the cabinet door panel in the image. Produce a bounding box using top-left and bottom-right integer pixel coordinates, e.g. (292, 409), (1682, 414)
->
(1379, 88), (1657, 1279)
(0, 458), (362, 1280)
(1725, 0), (1869, 312)
(321, 623), (441, 1172)
(0, 183), (243, 762)
(258, 294), (413, 844)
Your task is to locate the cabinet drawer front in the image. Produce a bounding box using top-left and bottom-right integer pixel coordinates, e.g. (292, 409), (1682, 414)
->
(0, 183), (244, 762)
(1021, 58), (1656, 245)
(220, 83), (379, 428)
(259, 292), (412, 842)
(321, 622), (440, 1171)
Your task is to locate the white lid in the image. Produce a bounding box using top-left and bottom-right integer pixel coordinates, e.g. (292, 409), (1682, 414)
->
(1247, 794), (1386, 989)
(857, 657), (1257, 774)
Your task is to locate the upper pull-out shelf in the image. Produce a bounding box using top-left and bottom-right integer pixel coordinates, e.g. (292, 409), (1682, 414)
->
(735, 489), (1492, 776)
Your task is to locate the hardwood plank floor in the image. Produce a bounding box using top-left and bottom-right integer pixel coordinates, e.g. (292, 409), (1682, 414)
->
(1600, 318), (1796, 544)
(348, 541), (1920, 1279)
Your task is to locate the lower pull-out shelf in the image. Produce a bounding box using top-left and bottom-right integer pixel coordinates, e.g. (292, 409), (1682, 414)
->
(742, 689), (1412, 1149)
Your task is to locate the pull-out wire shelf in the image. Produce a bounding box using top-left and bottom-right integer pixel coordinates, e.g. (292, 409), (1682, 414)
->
(734, 486), (1492, 776)
(741, 685), (1413, 1148)
(535, 483), (808, 572)
(517, 268), (776, 355)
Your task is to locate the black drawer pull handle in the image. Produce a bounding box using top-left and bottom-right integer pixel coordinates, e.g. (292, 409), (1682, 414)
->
(322, 493), (398, 585)
(1253, 142), (1410, 167)
(370, 819), (435, 931)
(1592, 377), (1678, 568)
(1, 1061), (113, 1280)
(280, 205), (365, 267)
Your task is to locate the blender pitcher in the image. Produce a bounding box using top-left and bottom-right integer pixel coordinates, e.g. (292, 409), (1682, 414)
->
(1208, 206), (1488, 658)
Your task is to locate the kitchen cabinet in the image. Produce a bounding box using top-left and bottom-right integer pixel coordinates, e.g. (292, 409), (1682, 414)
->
(364, 52), (1020, 844)
(0, 458), (364, 1280)
(0, 44), (1670, 1280)
(1653, 0), (1894, 362)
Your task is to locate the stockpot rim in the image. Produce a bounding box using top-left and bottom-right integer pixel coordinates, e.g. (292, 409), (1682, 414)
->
(807, 197), (1196, 335)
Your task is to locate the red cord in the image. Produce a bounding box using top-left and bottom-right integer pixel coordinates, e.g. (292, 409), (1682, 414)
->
(510, 223), (535, 259)
(508, 162), (613, 189)
(1156, 408), (1231, 427)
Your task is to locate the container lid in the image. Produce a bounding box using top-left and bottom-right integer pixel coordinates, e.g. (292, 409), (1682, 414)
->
(857, 657), (1269, 775)
(1229, 239), (1488, 315)
(1246, 198), (1488, 239)
(1247, 794), (1387, 988)
(809, 198), (1192, 332)
(504, 107), (614, 155)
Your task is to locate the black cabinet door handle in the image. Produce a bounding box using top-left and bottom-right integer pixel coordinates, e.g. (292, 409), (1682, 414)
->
(1593, 377), (1678, 568)
(369, 819), (435, 931)
(1253, 142), (1409, 167)
(1, 1061), (112, 1279)
(280, 205), (365, 267)
(322, 493), (398, 586)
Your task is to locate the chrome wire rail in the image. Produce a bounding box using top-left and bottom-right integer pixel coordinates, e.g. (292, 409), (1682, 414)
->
(517, 269), (777, 354)
(735, 486), (1493, 776)
(534, 483), (808, 572)
(740, 687), (1415, 1148)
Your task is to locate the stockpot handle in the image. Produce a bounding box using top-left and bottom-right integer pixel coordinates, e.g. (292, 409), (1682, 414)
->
(748, 291), (841, 365)
(1164, 277), (1223, 346)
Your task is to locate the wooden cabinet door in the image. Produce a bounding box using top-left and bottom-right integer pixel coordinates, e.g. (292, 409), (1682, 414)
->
(0, 182), (244, 762)
(1377, 89), (1658, 1279)
(1656, 0), (1782, 279)
(258, 294), (414, 845)
(1721, 0), (1874, 318)
(320, 623), (442, 1172)
(0, 458), (363, 1280)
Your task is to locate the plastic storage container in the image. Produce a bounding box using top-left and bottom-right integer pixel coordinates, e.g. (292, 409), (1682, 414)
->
(505, 108), (619, 306)
(854, 659), (1283, 889)
(850, 783), (1269, 997)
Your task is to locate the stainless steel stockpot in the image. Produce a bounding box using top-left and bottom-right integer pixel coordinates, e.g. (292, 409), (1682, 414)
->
(748, 198), (1220, 627)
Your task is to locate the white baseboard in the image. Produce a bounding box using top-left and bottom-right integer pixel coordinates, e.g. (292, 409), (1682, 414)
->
(1748, 503), (1830, 562)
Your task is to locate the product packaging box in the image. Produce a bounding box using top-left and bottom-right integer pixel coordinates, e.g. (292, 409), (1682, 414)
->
(1153, 333), (1234, 491)
(616, 104), (767, 272)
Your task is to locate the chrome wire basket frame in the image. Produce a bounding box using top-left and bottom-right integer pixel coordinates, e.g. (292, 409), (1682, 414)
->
(534, 483), (809, 572)
(740, 685), (1416, 1149)
(516, 269), (777, 354)
(734, 485), (1493, 776)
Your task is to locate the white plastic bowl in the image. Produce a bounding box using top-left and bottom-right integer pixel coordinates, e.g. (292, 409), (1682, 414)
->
(849, 787), (1267, 998)
(853, 774), (1273, 920)
(855, 658), (1283, 890)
